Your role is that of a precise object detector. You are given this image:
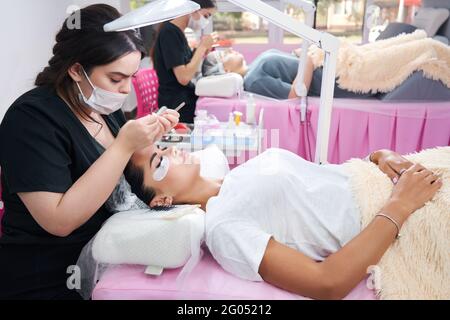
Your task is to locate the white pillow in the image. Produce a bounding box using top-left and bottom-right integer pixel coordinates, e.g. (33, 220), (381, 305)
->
(412, 7), (449, 37)
(92, 206), (205, 269)
(195, 72), (244, 98)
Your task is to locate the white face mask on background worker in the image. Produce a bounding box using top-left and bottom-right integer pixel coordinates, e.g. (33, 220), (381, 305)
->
(188, 13), (211, 31)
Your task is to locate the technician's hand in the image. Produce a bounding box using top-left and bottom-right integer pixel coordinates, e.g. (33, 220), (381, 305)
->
(159, 109), (180, 131)
(115, 114), (161, 153)
(199, 32), (219, 52)
(373, 149), (414, 184)
(388, 163), (442, 220)
(154, 109), (180, 141)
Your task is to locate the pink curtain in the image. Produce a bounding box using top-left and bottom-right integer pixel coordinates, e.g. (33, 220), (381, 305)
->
(196, 97), (450, 164)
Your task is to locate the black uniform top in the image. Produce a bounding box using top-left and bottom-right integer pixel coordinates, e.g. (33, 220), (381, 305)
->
(0, 85), (125, 299)
(153, 21), (198, 123)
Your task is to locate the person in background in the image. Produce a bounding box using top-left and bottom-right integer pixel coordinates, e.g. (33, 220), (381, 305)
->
(202, 48), (376, 100)
(152, 0), (218, 123)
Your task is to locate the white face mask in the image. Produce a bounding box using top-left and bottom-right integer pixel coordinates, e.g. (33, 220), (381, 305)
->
(199, 15), (211, 29)
(76, 67), (129, 115)
(153, 156), (170, 182)
(188, 13), (211, 31)
(191, 145), (229, 180)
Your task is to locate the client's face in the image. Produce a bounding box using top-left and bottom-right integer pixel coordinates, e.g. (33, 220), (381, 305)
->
(131, 145), (201, 197)
(220, 49), (246, 73)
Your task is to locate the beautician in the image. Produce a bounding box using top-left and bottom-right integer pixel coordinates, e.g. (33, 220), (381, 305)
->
(0, 4), (179, 299)
(152, 0), (218, 123)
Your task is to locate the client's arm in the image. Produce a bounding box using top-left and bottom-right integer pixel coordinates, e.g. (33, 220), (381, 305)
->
(288, 55), (314, 99)
(258, 164), (442, 299)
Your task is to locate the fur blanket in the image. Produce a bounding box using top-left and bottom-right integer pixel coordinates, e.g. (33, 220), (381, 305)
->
(342, 147), (450, 299)
(309, 30), (450, 94)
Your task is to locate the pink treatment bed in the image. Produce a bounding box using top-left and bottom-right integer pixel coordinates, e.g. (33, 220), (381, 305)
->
(93, 248), (376, 300)
(196, 96), (450, 164)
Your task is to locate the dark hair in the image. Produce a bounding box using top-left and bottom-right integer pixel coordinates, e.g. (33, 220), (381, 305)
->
(36, 4), (145, 121)
(202, 51), (225, 77)
(124, 162), (156, 206)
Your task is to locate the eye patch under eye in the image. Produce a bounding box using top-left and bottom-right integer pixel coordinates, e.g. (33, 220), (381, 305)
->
(153, 156), (170, 182)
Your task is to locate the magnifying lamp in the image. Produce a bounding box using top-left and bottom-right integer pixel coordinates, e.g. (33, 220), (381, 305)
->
(104, 0), (201, 32)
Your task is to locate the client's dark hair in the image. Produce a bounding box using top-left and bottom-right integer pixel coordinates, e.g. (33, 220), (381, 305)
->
(124, 162), (156, 205)
(201, 51), (224, 77)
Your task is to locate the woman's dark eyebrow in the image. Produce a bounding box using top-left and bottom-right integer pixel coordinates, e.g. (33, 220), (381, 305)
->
(109, 70), (139, 77)
(149, 152), (158, 167)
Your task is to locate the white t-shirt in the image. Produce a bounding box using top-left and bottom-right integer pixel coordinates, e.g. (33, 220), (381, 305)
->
(205, 148), (361, 282)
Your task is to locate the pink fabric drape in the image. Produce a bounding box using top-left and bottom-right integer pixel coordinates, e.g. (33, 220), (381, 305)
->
(196, 97), (450, 164)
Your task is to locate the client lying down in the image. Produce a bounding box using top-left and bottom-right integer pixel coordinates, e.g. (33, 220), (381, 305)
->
(201, 30), (450, 100)
(201, 48), (362, 99)
(124, 145), (446, 299)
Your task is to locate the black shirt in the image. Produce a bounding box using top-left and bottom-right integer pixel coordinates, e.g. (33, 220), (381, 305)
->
(0, 85), (125, 299)
(153, 22), (198, 123)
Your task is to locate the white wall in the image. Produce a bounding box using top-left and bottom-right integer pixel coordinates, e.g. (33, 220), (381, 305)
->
(74, 0), (128, 12)
(0, 0), (130, 122)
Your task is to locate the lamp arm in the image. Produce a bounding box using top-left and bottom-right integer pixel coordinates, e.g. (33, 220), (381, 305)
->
(227, 0), (339, 164)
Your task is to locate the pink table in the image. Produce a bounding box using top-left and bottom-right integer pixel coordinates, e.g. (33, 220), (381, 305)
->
(196, 97), (450, 164)
(93, 249), (376, 300)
